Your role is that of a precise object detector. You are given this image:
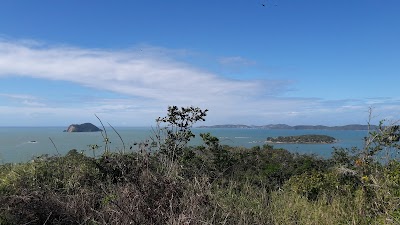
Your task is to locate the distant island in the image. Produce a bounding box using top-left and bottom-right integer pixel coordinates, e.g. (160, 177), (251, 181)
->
(198, 124), (377, 130)
(266, 134), (337, 144)
(64, 123), (102, 132)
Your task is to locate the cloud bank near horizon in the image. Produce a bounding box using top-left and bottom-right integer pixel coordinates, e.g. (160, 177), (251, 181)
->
(0, 39), (398, 126)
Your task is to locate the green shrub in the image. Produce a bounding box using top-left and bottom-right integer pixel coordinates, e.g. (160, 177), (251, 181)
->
(2, 108), (400, 224)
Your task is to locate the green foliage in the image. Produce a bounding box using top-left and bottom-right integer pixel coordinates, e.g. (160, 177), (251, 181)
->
(212, 181), (270, 224)
(384, 160), (400, 197)
(331, 146), (358, 167)
(262, 144), (274, 150)
(285, 169), (360, 201)
(200, 132), (219, 149)
(1, 108), (400, 224)
(179, 133), (234, 181)
(267, 134), (336, 144)
(368, 123), (400, 155)
(199, 133), (233, 174)
(361, 121), (400, 168)
(155, 106), (208, 161)
(269, 190), (375, 225)
(0, 150), (101, 195)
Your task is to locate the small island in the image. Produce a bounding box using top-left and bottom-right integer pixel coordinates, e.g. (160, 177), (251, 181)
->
(266, 134), (337, 144)
(64, 123), (102, 132)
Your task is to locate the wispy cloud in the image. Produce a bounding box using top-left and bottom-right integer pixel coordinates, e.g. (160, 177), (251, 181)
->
(21, 100), (46, 107)
(0, 93), (46, 107)
(0, 39), (399, 126)
(0, 40), (280, 104)
(0, 93), (38, 100)
(218, 56), (256, 66)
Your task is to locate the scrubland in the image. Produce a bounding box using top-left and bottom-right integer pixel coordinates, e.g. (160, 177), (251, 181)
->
(1, 106), (399, 224)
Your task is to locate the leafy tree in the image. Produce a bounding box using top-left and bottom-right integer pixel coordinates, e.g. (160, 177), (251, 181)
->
(153, 106), (208, 167)
(200, 133), (234, 175)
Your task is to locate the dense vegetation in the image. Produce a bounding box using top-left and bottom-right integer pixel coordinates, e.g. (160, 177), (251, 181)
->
(1, 106), (400, 224)
(266, 134), (337, 144)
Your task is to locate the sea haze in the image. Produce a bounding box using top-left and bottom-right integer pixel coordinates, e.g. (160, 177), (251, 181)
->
(0, 127), (368, 163)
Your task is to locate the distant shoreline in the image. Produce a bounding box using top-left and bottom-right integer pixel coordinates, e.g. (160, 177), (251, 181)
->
(197, 124), (377, 131)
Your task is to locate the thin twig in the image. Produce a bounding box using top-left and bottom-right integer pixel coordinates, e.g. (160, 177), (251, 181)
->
(108, 122), (126, 154)
(48, 137), (60, 156)
(43, 211), (52, 225)
(95, 114), (109, 154)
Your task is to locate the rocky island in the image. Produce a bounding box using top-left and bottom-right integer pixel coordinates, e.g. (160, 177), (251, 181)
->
(64, 123), (102, 132)
(266, 134), (337, 144)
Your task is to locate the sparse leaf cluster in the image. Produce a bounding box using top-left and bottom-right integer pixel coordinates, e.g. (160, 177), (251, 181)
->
(155, 106), (208, 162)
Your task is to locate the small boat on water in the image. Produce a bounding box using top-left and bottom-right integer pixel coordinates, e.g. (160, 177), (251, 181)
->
(28, 140), (37, 143)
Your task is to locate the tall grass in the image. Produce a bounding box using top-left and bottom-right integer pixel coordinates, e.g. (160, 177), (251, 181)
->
(1, 107), (399, 224)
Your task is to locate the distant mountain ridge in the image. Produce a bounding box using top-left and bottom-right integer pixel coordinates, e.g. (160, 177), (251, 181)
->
(197, 124), (377, 130)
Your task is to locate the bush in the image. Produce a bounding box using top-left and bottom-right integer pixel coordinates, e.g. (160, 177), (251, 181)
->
(1, 107), (400, 224)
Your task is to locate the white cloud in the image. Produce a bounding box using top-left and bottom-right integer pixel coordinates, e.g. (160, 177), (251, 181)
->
(21, 100), (46, 107)
(0, 39), (399, 126)
(218, 56), (256, 66)
(0, 93), (38, 100)
(0, 40), (277, 104)
(0, 93), (46, 107)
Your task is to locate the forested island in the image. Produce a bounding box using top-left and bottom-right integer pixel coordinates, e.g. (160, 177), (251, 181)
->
(266, 134), (337, 144)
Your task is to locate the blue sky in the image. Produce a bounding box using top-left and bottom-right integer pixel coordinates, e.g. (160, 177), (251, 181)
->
(0, 0), (399, 126)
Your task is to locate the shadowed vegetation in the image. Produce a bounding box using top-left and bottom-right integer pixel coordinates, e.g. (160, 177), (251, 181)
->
(1, 106), (399, 224)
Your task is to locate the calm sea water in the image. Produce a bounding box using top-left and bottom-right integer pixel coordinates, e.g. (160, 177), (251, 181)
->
(0, 127), (368, 163)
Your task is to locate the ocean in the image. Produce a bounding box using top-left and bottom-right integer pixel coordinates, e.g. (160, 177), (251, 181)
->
(0, 127), (368, 163)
